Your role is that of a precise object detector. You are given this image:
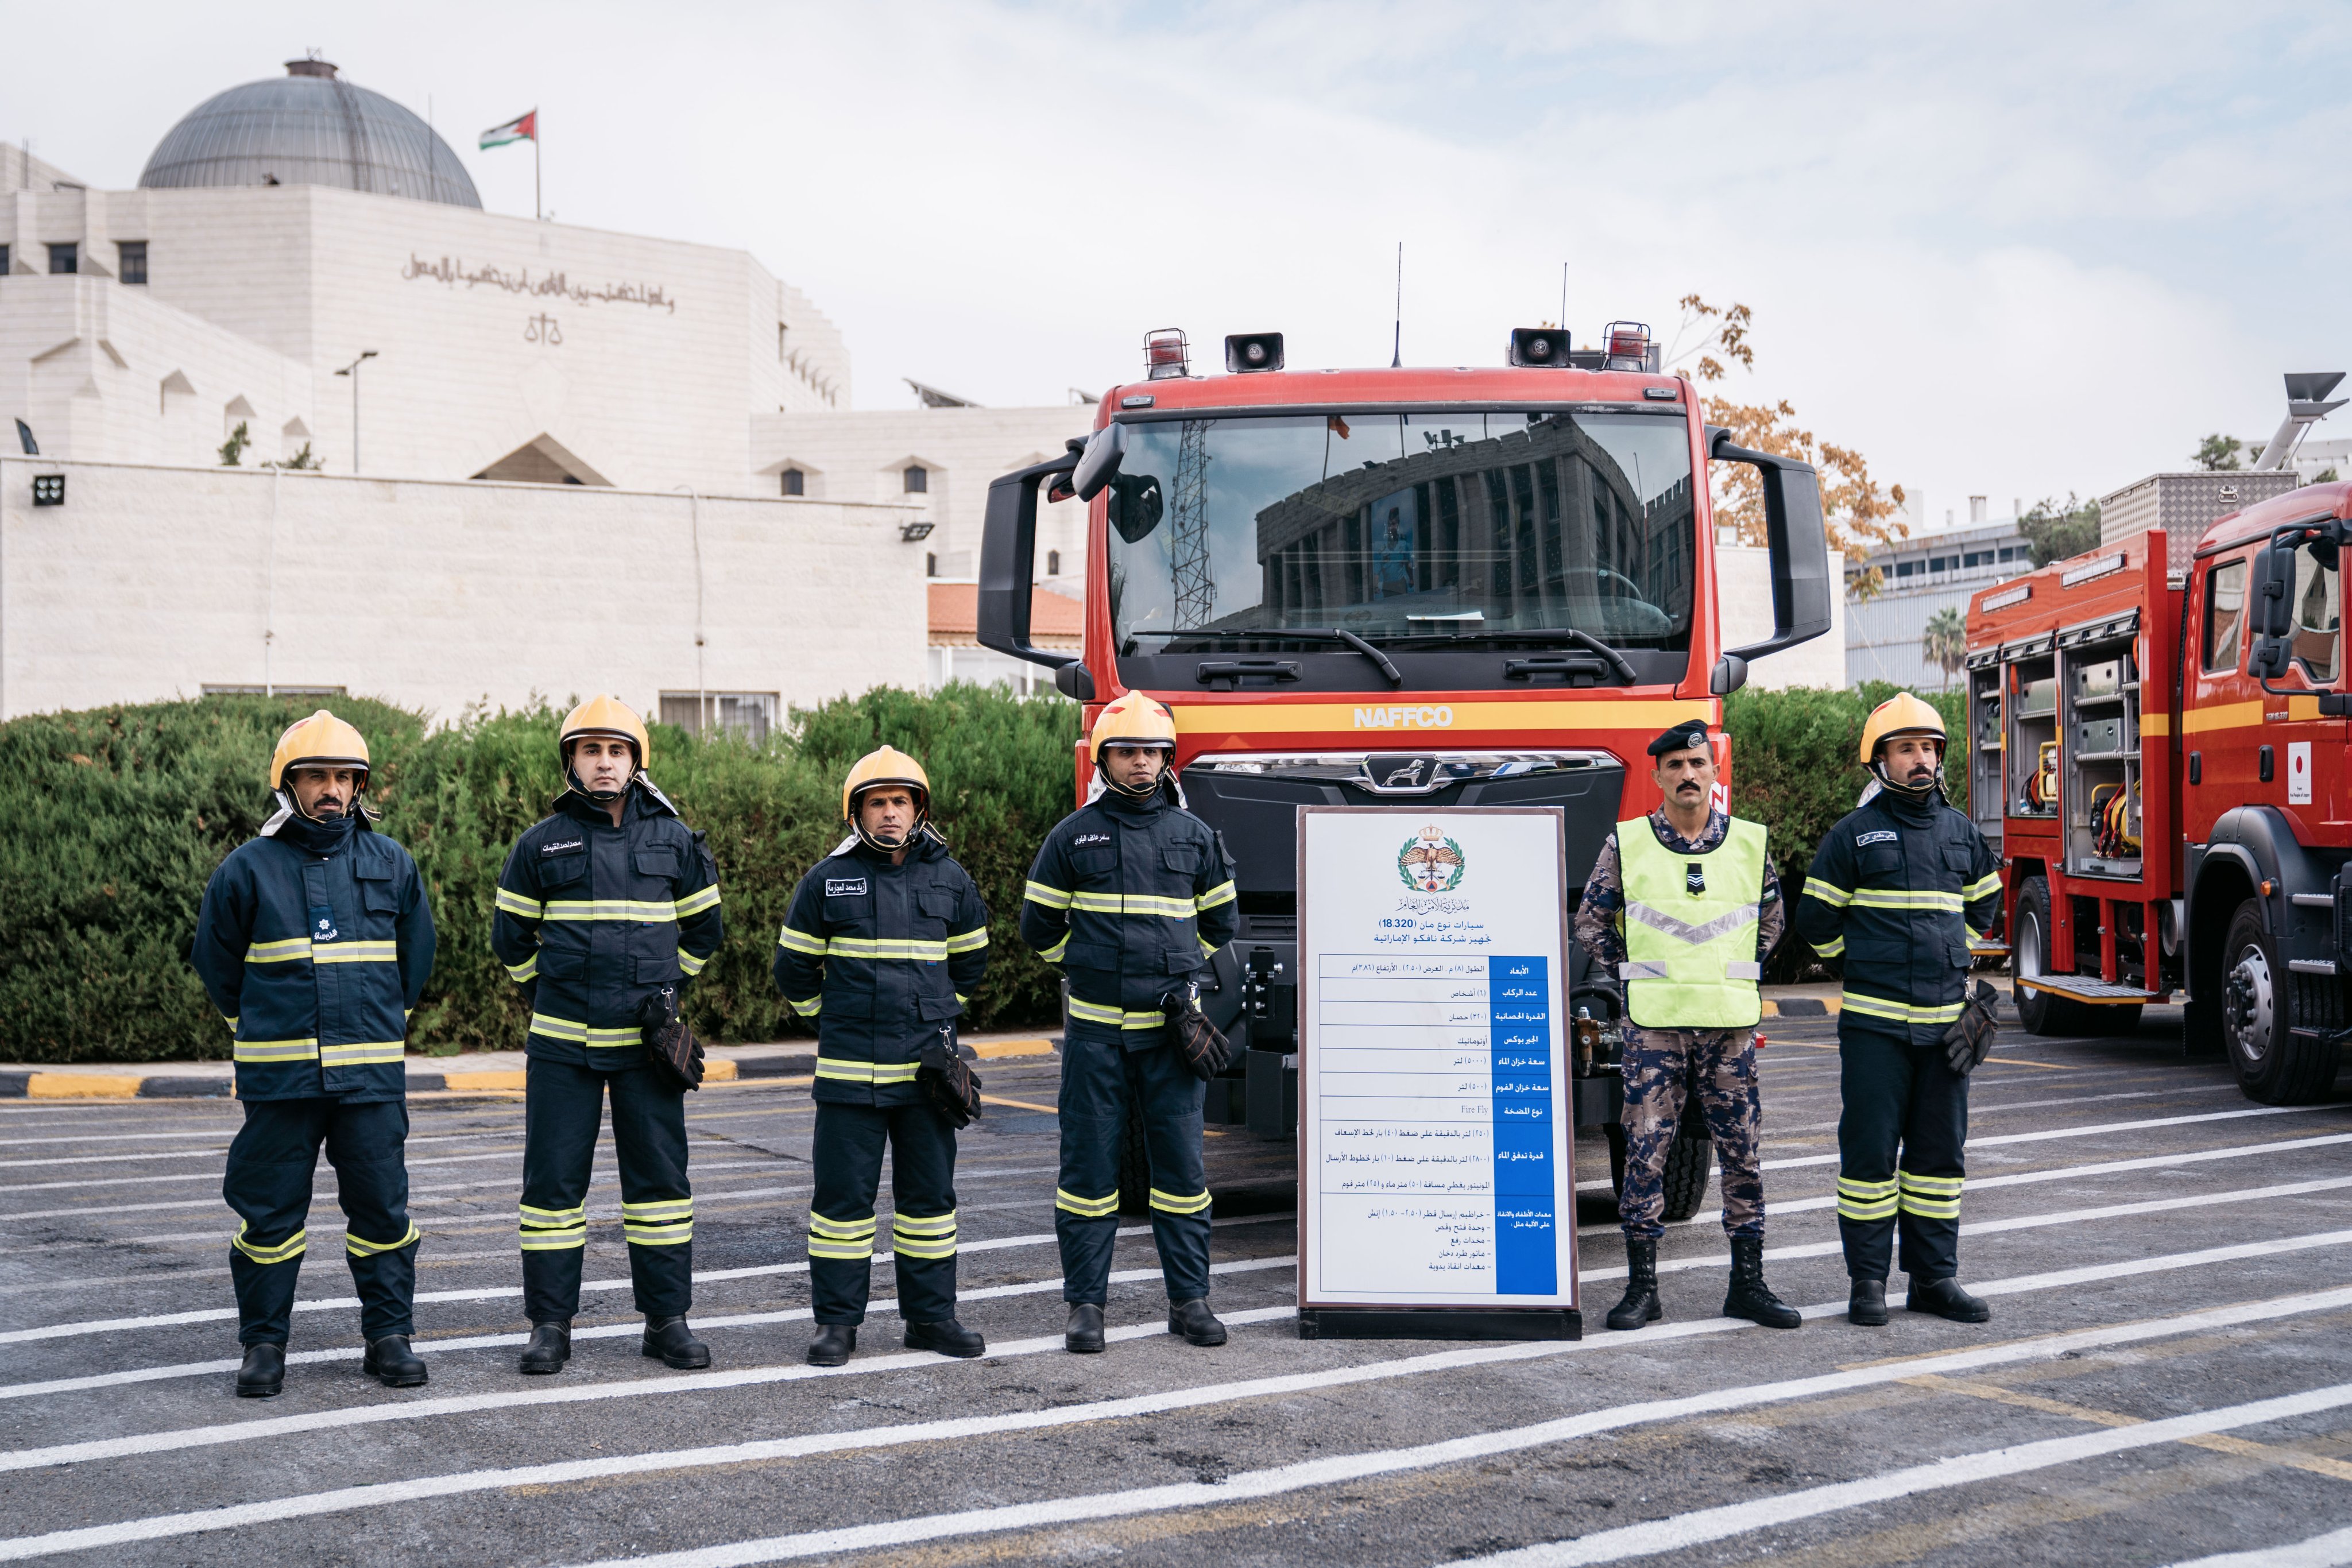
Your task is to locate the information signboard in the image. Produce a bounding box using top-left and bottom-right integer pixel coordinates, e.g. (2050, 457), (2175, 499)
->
(1295, 806), (1580, 1339)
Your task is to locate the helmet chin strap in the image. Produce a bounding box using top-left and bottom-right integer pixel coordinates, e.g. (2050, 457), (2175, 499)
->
(851, 792), (929, 854)
(1098, 750), (1172, 799)
(1869, 748), (1945, 798)
(566, 740), (640, 804)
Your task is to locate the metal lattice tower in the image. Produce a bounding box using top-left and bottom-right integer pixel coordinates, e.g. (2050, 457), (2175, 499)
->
(1169, 419), (1216, 626)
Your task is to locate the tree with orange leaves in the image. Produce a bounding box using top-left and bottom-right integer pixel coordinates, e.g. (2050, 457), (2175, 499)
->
(1664, 296), (1908, 597)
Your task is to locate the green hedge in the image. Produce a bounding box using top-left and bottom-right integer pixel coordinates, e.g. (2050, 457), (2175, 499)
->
(0, 687), (1081, 1063)
(0, 680), (1967, 1060)
(1723, 681), (1968, 981)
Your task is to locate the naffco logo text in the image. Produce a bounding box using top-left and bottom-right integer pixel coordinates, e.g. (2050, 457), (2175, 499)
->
(1353, 704), (1454, 730)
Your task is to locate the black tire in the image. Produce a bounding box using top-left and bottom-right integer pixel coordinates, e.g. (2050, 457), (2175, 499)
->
(1117, 1096), (1151, 1215)
(2013, 877), (2100, 1037)
(1659, 1122), (1713, 1222)
(2221, 899), (2339, 1105)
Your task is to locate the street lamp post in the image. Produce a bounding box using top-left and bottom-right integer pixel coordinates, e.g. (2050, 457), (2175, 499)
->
(334, 350), (378, 474)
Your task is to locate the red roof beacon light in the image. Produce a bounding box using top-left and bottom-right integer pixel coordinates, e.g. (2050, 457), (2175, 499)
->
(1508, 327), (1570, 367)
(1225, 332), (1284, 373)
(1603, 320), (1657, 372)
(1144, 328), (1191, 381)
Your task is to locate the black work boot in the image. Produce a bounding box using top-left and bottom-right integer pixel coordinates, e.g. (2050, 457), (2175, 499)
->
(641, 1314), (711, 1369)
(1606, 1237), (1662, 1330)
(807, 1323), (857, 1366)
(363, 1334), (428, 1388)
(1722, 1237), (1801, 1329)
(906, 1318), (986, 1357)
(1065, 1302), (1106, 1354)
(1848, 1278), (1890, 1326)
(235, 1342), (285, 1398)
(1169, 1298), (1228, 1346)
(518, 1321), (571, 1375)
(1908, 1276), (1992, 1323)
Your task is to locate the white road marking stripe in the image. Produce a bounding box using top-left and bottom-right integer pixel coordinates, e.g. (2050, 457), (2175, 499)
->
(0, 1129), (492, 1149)
(524, 1285), (2352, 1568)
(2160, 1524), (2352, 1568)
(0, 1256), (1301, 1469)
(1772, 1081), (2241, 1135)
(0, 1152), (783, 1197)
(1758, 1103), (2343, 1171)
(1450, 1380), (2352, 1566)
(3, 1229), (2346, 1516)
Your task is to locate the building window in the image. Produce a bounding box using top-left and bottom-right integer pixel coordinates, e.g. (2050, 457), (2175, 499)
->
(903, 464), (929, 494)
(47, 242), (76, 275)
(117, 241), (146, 285)
(1964, 550), (1990, 568)
(1998, 546), (2022, 562)
(780, 468), (804, 497)
(658, 691), (777, 744)
(0, 245), (9, 276)
(1895, 560), (1917, 578)
(1047, 549), (1062, 575)
(926, 552), (938, 578)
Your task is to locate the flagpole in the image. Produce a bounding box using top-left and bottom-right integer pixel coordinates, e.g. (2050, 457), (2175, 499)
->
(534, 113), (541, 221)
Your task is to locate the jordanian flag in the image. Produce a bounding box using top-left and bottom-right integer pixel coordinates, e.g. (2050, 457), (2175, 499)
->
(480, 110), (536, 149)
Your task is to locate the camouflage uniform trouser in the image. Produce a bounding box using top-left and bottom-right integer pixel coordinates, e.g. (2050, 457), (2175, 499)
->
(1618, 1024), (1765, 1241)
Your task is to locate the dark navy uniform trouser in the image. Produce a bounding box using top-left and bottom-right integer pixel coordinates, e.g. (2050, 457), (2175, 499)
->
(808, 1101), (958, 1326)
(223, 1097), (418, 1346)
(1055, 1025), (1211, 1306)
(519, 1058), (693, 1323)
(1836, 1024), (1968, 1282)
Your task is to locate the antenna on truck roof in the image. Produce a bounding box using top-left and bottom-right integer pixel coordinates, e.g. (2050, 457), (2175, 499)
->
(1391, 242), (1403, 368)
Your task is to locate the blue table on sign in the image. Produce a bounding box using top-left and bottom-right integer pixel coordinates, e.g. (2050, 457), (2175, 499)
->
(1489, 955), (1556, 1295)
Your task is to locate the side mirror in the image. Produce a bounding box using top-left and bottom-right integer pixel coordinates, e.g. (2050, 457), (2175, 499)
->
(977, 451), (1082, 671)
(1709, 653), (1748, 695)
(2255, 539), (2296, 639)
(1054, 662), (1097, 700)
(1073, 421), (1128, 501)
(1709, 429), (1832, 664)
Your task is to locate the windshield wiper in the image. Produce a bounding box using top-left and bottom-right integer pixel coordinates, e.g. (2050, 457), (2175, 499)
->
(1390, 628), (1639, 683)
(1146, 627), (1404, 686)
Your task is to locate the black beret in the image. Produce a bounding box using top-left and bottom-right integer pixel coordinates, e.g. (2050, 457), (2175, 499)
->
(1649, 723), (1712, 758)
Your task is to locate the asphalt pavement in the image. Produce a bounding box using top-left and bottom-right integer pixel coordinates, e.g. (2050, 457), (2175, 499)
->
(2, 1008), (2350, 1567)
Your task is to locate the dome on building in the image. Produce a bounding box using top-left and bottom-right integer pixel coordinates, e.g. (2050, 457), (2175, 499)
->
(138, 58), (481, 208)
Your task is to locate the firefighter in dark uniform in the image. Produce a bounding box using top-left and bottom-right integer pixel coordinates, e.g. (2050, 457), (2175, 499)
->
(1575, 722), (1800, 1332)
(774, 746), (992, 1366)
(1797, 693), (2003, 1327)
(189, 711), (437, 1398)
(1021, 691), (1240, 1354)
(492, 696), (724, 1375)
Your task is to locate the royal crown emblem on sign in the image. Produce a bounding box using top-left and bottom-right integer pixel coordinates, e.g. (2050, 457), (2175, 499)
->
(1396, 824), (1466, 892)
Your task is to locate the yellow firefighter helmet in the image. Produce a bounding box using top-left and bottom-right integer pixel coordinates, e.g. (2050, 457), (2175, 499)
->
(1856, 691), (1948, 765)
(268, 710), (371, 792)
(840, 745), (932, 821)
(559, 694), (650, 769)
(1089, 690), (1179, 762)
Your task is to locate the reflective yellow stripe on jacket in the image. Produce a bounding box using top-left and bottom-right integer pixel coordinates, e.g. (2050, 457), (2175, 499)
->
(529, 1014), (645, 1047)
(1067, 997), (1165, 1031)
(814, 1057), (921, 1085)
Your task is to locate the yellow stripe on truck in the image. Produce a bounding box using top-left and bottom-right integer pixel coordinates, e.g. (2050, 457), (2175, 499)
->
(1167, 697), (1714, 739)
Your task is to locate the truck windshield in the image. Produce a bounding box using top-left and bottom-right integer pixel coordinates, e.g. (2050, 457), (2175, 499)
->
(1105, 409), (1694, 655)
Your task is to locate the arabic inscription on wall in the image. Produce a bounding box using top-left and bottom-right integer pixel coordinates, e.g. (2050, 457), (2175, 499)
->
(400, 254), (679, 315)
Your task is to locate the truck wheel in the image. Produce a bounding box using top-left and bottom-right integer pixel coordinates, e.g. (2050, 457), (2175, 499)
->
(1117, 1095), (1151, 1215)
(2221, 899), (2339, 1105)
(2013, 877), (2099, 1037)
(1659, 1123), (1713, 1222)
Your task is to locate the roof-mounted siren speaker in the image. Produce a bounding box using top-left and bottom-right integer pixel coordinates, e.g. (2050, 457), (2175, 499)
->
(1143, 328), (1190, 381)
(1602, 320), (1658, 373)
(1508, 327), (1569, 367)
(1225, 332), (1284, 374)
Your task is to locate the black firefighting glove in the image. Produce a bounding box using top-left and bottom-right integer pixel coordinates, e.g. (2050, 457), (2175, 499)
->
(917, 1026), (983, 1128)
(638, 985), (706, 1091)
(1162, 989), (1233, 1082)
(1941, 979), (1999, 1076)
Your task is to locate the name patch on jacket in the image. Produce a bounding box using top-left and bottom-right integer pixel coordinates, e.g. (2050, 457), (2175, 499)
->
(1856, 830), (1899, 846)
(826, 877), (868, 897)
(541, 839), (586, 855)
(1073, 833), (1112, 847)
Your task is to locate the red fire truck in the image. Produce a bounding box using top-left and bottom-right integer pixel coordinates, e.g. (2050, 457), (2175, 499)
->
(1965, 492), (2351, 1104)
(977, 324), (1833, 1209)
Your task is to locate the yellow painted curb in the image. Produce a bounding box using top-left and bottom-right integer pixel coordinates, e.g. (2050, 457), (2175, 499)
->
(972, 1038), (1055, 1059)
(1759, 998), (1843, 1019)
(442, 1070), (528, 1091)
(26, 1073), (146, 1099)
(703, 1058), (740, 1082)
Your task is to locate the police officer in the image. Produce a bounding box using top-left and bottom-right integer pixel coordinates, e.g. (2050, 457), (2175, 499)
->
(775, 746), (992, 1366)
(1797, 693), (2003, 1326)
(1022, 691), (1239, 1354)
(492, 696), (724, 1375)
(1575, 722), (1800, 1333)
(189, 711), (438, 1397)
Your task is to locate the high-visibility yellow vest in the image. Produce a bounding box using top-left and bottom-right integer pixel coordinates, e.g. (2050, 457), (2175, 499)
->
(1615, 815), (1767, 1029)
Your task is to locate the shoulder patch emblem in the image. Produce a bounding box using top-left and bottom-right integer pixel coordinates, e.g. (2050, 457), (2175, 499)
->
(1856, 830), (1898, 847)
(825, 877), (869, 897)
(541, 838), (585, 855)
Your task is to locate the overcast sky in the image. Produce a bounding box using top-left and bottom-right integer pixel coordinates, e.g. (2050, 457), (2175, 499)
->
(6, 1), (2346, 531)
